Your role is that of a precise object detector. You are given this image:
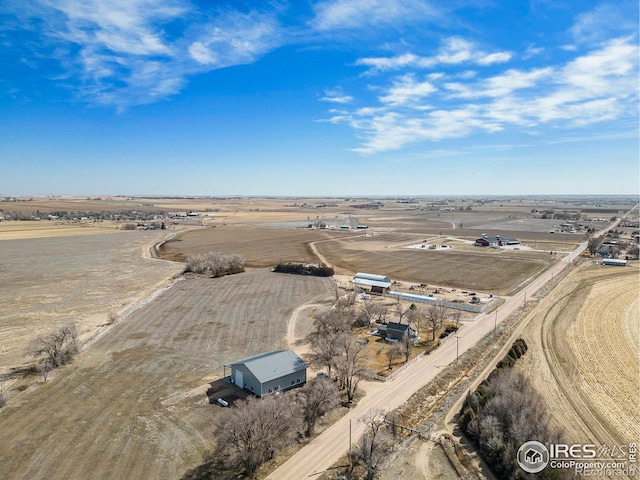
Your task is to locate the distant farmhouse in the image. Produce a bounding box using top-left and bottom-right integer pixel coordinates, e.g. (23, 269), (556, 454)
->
(474, 233), (520, 247)
(351, 272), (392, 294)
(224, 350), (307, 397)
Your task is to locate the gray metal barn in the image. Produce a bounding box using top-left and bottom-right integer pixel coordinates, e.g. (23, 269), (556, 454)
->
(351, 272), (392, 294)
(224, 350), (307, 397)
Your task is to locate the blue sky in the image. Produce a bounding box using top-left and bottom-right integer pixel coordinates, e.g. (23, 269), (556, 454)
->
(1, 0), (638, 196)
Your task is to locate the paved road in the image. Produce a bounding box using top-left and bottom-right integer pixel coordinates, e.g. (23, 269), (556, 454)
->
(267, 238), (592, 480)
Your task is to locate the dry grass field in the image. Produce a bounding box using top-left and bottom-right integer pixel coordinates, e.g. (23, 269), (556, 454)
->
(159, 226), (343, 267)
(516, 261), (639, 446)
(0, 271), (335, 480)
(160, 227), (559, 295)
(0, 230), (184, 371)
(315, 232), (556, 294)
(0, 221), (123, 240)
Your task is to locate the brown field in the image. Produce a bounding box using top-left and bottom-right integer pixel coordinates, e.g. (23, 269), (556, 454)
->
(315, 233), (556, 294)
(0, 221), (123, 240)
(159, 226), (344, 267)
(160, 228), (558, 295)
(516, 261), (640, 446)
(0, 230), (184, 371)
(0, 271), (335, 480)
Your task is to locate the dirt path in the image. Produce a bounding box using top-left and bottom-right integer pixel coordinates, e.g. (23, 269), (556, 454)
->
(286, 302), (327, 353)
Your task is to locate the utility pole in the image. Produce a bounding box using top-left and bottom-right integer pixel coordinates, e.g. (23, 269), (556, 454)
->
(455, 335), (460, 363)
(349, 418), (352, 471)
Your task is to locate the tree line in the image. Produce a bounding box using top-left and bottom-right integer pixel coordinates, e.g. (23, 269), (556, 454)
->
(273, 262), (334, 277)
(458, 339), (568, 480)
(185, 251), (245, 277)
(205, 377), (341, 478)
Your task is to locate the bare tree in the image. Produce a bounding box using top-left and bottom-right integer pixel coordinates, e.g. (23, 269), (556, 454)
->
(383, 342), (403, 370)
(0, 373), (7, 407)
(587, 235), (603, 256)
(426, 304), (440, 341)
(353, 410), (393, 480)
(30, 323), (79, 375)
(314, 308), (351, 336)
(334, 333), (370, 403)
(308, 331), (340, 376)
(450, 309), (462, 327)
(361, 301), (380, 324)
(217, 395), (298, 476)
(405, 304), (423, 335)
(186, 251), (245, 276)
(400, 334), (414, 363)
(297, 378), (340, 437)
(426, 303), (448, 340)
(394, 298), (404, 323)
(107, 310), (118, 325)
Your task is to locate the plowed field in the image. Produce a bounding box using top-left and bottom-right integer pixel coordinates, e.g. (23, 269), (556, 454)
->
(0, 271), (334, 480)
(517, 262), (639, 446)
(158, 226), (343, 267)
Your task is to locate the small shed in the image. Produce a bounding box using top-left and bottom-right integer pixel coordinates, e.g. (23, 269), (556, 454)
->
(351, 272), (392, 294)
(224, 350), (307, 397)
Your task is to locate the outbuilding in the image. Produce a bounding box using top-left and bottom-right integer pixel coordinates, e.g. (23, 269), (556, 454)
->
(224, 349), (307, 397)
(602, 258), (627, 266)
(351, 272), (392, 294)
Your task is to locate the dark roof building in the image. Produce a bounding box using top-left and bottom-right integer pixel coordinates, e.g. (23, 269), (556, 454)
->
(474, 233), (520, 246)
(224, 350), (307, 397)
(384, 322), (417, 341)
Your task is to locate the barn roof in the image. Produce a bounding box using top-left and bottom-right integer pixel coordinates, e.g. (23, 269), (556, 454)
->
(225, 350), (307, 384)
(352, 272), (392, 288)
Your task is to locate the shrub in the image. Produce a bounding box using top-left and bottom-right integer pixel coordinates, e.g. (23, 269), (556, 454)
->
(185, 252), (245, 277)
(273, 262), (334, 277)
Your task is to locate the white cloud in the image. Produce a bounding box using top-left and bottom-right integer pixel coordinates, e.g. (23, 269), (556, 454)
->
(188, 42), (218, 65)
(379, 74), (436, 106)
(188, 12), (281, 68)
(321, 88), (353, 103)
(311, 0), (439, 31)
(570, 1), (638, 45)
(477, 51), (512, 65)
(331, 37), (639, 153)
(356, 37), (511, 73)
(447, 68), (553, 99)
(48, 0), (180, 57)
(11, 0), (284, 107)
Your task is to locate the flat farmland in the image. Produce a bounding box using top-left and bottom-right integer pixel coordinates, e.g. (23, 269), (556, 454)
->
(159, 226), (344, 267)
(0, 231), (184, 371)
(315, 233), (556, 294)
(517, 262), (639, 446)
(0, 221), (123, 240)
(0, 271), (335, 480)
